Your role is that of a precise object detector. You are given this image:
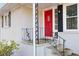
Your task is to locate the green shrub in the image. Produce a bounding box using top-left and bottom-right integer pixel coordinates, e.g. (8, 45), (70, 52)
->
(0, 40), (19, 56)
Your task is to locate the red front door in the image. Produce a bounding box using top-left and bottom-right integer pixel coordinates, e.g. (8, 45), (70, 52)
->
(44, 9), (53, 37)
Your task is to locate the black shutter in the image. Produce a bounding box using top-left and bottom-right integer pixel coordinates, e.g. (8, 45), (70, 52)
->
(8, 11), (11, 27)
(2, 16), (3, 27)
(58, 5), (63, 32)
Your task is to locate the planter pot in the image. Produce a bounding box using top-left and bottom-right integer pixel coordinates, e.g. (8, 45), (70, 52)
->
(60, 48), (73, 56)
(64, 48), (72, 56)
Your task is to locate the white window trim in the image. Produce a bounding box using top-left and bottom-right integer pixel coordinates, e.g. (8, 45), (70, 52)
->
(54, 7), (58, 32)
(63, 4), (79, 32)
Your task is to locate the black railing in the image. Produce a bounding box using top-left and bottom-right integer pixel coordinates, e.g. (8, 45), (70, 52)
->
(52, 32), (66, 56)
(58, 35), (65, 56)
(22, 28), (33, 42)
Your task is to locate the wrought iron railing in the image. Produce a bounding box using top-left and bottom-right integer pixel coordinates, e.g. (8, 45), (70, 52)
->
(21, 27), (66, 56)
(35, 27), (66, 56)
(22, 28), (33, 42)
(58, 35), (65, 56)
(51, 32), (66, 56)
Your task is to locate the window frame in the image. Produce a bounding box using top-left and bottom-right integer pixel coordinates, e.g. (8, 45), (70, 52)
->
(66, 4), (78, 31)
(55, 9), (58, 30)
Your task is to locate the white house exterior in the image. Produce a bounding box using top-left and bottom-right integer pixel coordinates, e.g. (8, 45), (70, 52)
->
(0, 3), (79, 56)
(36, 3), (79, 56)
(0, 3), (33, 56)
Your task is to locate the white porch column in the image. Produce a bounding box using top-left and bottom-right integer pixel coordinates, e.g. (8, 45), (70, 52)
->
(33, 3), (35, 56)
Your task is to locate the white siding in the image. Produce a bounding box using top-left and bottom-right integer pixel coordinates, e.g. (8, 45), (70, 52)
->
(0, 6), (33, 42)
(0, 6), (33, 56)
(58, 4), (79, 54)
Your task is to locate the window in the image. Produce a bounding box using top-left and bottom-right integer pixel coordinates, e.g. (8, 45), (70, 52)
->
(2, 11), (11, 28)
(48, 16), (51, 21)
(67, 17), (77, 29)
(2, 16), (3, 27)
(5, 16), (7, 26)
(8, 11), (11, 27)
(55, 9), (58, 30)
(66, 4), (77, 29)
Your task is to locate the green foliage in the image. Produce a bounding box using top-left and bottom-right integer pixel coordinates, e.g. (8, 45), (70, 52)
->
(0, 40), (19, 56)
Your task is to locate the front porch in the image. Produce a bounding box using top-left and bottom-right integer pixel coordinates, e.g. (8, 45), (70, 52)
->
(35, 3), (79, 56)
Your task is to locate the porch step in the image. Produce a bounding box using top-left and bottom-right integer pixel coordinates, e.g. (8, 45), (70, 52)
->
(47, 46), (61, 56)
(35, 39), (51, 44)
(47, 45), (74, 56)
(60, 48), (73, 56)
(56, 44), (73, 56)
(47, 43), (74, 56)
(56, 44), (64, 52)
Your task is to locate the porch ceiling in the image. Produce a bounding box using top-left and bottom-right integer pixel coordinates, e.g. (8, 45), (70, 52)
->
(0, 3), (32, 16)
(38, 3), (60, 9)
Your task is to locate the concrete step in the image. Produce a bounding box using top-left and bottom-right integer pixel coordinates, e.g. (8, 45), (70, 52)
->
(60, 48), (73, 56)
(56, 44), (73, 56)
(47, 46), (61, 56)
(47, 44), (74, 56)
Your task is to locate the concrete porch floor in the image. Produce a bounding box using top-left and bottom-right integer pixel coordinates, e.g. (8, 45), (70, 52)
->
(35, 43), (60, 56)
(35, 43), (79, 56)
(12, 43), (33, 56)
(11, 40), (79, 56)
